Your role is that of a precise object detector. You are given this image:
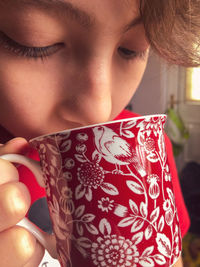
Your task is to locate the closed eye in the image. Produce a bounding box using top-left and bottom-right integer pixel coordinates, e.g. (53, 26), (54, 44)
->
(118, 46), (147, 60)
(0, 32), (64, 61)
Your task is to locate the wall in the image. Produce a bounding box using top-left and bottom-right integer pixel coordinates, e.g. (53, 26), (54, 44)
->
(130, 51), (168, 115)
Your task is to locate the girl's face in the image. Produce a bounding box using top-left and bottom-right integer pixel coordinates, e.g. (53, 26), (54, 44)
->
(0, 0), (149, 139)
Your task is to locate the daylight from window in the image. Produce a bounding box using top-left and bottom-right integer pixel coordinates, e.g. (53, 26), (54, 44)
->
(186, 68), (200, 101)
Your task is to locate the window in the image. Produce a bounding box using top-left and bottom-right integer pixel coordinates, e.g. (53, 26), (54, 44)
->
(186, 68), (200, 102)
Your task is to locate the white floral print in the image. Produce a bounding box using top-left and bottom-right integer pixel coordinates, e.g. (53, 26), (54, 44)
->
(98, 197), (114, 212)
(30, 115), (181, 267)
(77, 162), (105, 189)
(147, 174), (160, 200)
(76, 161), (119, 202)
(91, 235), (139, 267)
(76, 143), (87, 153)
(76, 133), (88, 142)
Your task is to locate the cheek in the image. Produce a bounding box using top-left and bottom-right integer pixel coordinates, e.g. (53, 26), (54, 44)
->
(0, 61), (41, 114)
(0, 54), (62, 112)
(111, 59), (148, 117)
(0, 56), (58, 136)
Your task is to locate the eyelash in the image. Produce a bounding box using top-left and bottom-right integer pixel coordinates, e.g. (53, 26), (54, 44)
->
(0, 32), (147, 61)
(118, 47), (147, 61)
(0, 32), (63, 61)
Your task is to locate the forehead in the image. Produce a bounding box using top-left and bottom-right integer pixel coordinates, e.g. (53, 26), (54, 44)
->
(1, 0), (141, 32)
(1, 0), (139, 18)
(4, 0), (136, 7)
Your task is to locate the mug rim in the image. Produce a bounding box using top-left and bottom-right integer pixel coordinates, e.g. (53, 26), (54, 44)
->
(29, 113), (167, 142)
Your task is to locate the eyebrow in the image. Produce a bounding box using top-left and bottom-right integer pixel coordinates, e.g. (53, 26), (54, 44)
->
(16, 0), (94, 28)
(6, 0), (142, 31)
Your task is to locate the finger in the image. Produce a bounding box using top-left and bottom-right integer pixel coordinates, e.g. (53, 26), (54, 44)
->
(173, 256), (183, 267)
(0, 226), (37, 267)
(0, 182), (31, 232)
(0, 137), (30, 155)
(24, 241), (45, 267)
(0, 158), (19, 185)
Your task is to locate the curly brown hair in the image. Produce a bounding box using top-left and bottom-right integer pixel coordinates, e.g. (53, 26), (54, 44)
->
(140, 0), (200, 67)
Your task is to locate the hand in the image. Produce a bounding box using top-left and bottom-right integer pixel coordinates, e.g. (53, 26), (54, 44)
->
(173, 256), (183, 267)
(0, 138), (44, 267)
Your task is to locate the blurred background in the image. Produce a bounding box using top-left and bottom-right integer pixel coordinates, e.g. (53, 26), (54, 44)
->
(129, 50), (200, 266)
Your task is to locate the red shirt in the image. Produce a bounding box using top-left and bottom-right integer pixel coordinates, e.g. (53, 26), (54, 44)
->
(18, 110), (190, 237)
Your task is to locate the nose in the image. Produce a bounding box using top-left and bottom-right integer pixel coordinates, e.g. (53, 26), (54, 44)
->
(59, 57), (112, 126)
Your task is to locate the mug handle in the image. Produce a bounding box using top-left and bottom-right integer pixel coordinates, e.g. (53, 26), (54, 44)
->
(0, 154), (57, 259)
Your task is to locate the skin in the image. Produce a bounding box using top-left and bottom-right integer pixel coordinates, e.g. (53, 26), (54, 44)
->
(0, 0), (149, 140)
(0, 0), (182, 266)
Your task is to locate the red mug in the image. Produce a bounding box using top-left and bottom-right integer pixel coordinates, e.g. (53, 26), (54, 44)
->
(0, 114), (182, 267)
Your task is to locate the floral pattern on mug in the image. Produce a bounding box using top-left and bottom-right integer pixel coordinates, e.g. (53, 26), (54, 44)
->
(30, 115), (182, 267)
